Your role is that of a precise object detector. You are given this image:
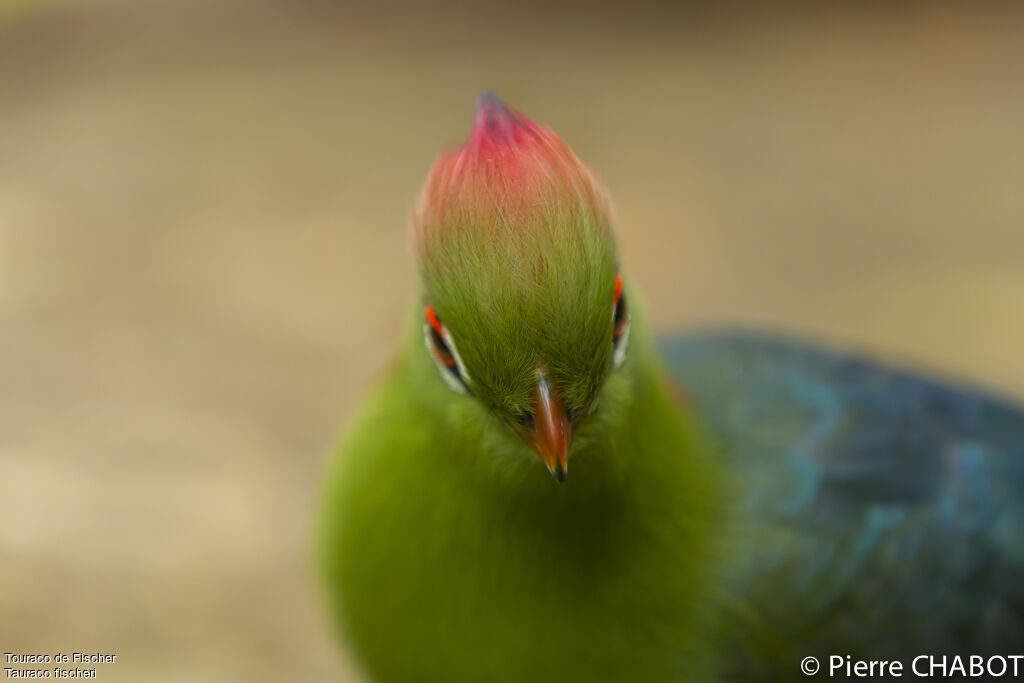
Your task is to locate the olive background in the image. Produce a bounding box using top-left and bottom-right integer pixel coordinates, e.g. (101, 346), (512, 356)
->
(2, 1), (1023, 680)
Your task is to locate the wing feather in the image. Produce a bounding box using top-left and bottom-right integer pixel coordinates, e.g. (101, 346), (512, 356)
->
(659, 330), (1024, 664)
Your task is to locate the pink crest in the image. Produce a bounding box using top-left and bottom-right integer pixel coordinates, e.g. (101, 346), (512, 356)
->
(413, 92), (610, 247)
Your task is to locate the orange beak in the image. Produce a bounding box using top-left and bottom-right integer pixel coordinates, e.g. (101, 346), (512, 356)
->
(527, 366), (572, 483)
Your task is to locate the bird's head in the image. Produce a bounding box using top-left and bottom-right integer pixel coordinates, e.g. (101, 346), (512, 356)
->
(413, 93), (631, 483)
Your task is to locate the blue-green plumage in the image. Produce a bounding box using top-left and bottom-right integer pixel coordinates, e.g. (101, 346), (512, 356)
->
(661, 331), (1024, 675)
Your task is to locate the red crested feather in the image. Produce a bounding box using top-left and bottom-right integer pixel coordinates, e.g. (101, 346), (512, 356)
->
(413, 93), (611, 250)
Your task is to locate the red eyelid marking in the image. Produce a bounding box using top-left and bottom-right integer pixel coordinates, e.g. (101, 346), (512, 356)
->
(425, 304), (445, 336)
(614, 273), (624, 305)
(432, 347), (457, 367)
(425, 305), (457, 368)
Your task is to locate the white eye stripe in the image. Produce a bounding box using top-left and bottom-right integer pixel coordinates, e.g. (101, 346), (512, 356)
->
(611, 314), (630, 370)
(423, 320), (472, 395)
(611, 280), (630, 369)
(440, 324), (472, 384)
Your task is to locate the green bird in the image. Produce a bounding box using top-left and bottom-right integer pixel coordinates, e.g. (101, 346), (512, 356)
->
(319, 93), (1024, 682)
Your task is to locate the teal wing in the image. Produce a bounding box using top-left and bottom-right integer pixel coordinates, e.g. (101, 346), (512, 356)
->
(659, 330), (1024, 671)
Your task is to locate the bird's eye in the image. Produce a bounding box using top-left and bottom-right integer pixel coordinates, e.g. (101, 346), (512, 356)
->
(611, 273), (630, 370)
(424, 305), (472, 395)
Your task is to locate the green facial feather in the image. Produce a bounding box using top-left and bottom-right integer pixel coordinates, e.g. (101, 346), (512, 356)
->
(420, 210), (618, 420)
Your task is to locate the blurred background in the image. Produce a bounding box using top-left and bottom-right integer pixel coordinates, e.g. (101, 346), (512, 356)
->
(2, 1), (1023, 680)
